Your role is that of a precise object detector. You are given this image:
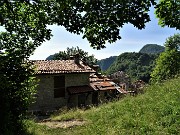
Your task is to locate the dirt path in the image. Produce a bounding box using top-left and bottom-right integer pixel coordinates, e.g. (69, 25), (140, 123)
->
(38, 119), (86, 128)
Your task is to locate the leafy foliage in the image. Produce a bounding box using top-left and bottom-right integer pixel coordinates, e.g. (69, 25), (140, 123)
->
(151, 33), (180, 82)
(164, 33), (180, 51)
(0, 1), (50, 134)
(155, 0), (180, 30)
(39, 0), (157, 49)
(106, 52), (157, 82)
(0, 58), (37, 134)
(139, 44), (165, 54)
(46, 46), (97, 66)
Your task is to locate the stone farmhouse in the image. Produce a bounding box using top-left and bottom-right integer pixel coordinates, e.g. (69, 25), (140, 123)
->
(29, 58), (127, 112)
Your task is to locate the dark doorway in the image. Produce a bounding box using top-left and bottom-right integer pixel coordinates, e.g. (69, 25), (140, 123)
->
(78, 94), (86, 107)
(54, 76), (65, 98)
(92, 91), (98, 105)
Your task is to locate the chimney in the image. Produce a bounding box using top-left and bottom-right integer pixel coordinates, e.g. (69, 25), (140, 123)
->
(70, 55), (74, 60)
(74, 54), (80, 64)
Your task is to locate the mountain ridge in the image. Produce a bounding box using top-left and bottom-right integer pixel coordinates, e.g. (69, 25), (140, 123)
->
(97, 44), (164, 72)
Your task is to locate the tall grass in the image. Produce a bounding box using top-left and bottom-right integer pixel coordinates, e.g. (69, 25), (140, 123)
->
(27, 77), (180, 135)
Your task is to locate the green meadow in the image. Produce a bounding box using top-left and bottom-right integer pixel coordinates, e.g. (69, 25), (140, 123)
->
(27, 77), (180, 135)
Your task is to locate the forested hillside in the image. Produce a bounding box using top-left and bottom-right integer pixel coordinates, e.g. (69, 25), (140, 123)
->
(97, 44), (164, 72)
(97, 56), (117, 71)
(46, 54), (55, 60)
(106, 52), (157, 82)
(139, 44), (165, 54)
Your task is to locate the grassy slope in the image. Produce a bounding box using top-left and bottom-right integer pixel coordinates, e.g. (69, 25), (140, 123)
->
(28, 78), (180, 135)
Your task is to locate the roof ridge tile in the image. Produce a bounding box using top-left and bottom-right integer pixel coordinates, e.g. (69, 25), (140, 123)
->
(32, 59), (95, 74)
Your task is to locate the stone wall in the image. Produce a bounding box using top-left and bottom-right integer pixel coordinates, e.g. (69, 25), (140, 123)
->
(29, 73), (90, 111)
(98, 90), (117, 103)
(65, 73), (90, 87)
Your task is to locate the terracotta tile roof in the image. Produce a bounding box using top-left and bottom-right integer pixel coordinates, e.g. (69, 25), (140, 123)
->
(32, 60), (95, 74)
(67, 85), (94, 95)
(93, 82), (117, 91)
(116, 88), (128, 94)
(90, 74), (111, 82)
(95, 81), (113, 87)
(90, 83), (98, 91)
(97, 86), (117, 91)
(90, 73), (120, 92)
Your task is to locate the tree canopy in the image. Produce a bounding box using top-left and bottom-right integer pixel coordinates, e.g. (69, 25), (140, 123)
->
(151, 33), (180, 82)
(46, 46), (97, 66)
(0, 1), (179, 50)
(155, 0), (180, 29)
(0, 1), (51, 134)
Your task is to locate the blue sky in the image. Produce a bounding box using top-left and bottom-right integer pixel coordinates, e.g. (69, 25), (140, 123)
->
(0, 7), (179, 60)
